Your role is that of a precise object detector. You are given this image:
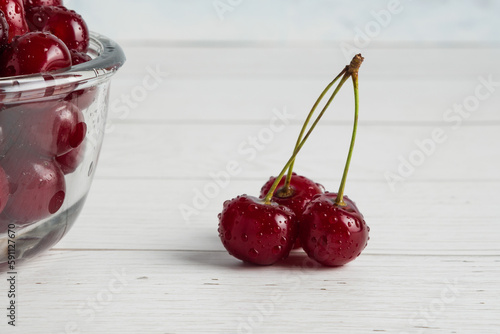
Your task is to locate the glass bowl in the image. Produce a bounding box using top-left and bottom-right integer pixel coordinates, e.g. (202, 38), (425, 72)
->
(0, 32), (125, 269)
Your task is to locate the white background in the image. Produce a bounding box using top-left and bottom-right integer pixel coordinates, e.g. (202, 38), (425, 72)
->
(67, 0), (500, 44)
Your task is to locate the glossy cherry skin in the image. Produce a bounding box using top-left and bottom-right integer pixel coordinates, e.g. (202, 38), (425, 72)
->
(259, 173), (325, 216)
(1, 155), (66, 225)
(0, 165), (9, 214)
(23, 0), (62, 8)
(56, 141), (85, 174)
(300, 192), (369, 266)
(25, 5), (89, 52)
(218, 194), (297, 265)
(260, 173), (324, 248)
(0, 9), (9, 50)
(0, 0), (28, 42)
(0, 31), (71, 76)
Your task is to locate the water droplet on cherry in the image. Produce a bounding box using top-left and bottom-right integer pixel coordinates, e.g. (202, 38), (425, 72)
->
(248, 248), (259, 258)
(272, 246), (282, 254)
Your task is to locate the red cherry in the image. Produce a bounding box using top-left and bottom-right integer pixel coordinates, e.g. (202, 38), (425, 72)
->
(69, 49), (90, 65)
(1, 155), (66, 224)
(0, 31), (71, 76)
(0, 0), (28, 42)
(0, 165), (9, 214)
(56, 141), (85, 174)
(259, 173), (324, 214)
(5, 101), (85, 157)
(218, 194), (297, 265)
(259, 173), (324, 249)
(0, 9), (9, 50)
(299, 192), (369, 267)
(25, 5), (89, 52)
(23, 0), (62, 8)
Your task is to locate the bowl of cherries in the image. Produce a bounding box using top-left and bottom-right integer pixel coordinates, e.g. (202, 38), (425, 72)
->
(0, 0), (125, 268)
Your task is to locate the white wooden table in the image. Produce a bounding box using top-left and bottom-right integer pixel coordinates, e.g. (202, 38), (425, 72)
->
(1, 44), (499, 333)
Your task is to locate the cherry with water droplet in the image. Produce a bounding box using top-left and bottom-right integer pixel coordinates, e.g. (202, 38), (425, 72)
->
(23, 0), (63, 8)
(300, 193), (368, 266)
(0, 0), (28, 42)
(0, 31), (71, 76)
(218, 195), (297, 265)
(25, 5), (89, 52)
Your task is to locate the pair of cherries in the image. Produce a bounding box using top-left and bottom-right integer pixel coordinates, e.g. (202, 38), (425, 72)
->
(218, 55), (370, 267)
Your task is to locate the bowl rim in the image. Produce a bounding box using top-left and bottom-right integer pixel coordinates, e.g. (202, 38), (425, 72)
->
(0, 32), (126, 97)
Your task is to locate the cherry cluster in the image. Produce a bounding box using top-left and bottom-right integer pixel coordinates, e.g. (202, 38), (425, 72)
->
(218, 55), (370, 267)
(0, 0), (92, 230)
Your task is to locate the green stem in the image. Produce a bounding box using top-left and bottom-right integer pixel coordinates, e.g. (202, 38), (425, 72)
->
(283, 68), (348, 191)
(335, 72), (360, 206)
(264, 72), (351, 204)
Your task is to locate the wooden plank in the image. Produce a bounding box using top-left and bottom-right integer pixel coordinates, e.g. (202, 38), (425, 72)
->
(116, 45), (500, 78)
(54, 179), (500, 255)
(2, 251), (498, 333)
(107, 76), (500, 123)
(94, 123), (500, 181)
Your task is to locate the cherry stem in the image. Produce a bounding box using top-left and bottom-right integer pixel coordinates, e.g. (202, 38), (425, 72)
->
(335, 57), (362, 206)
(263, 72), (351, 204)
(283, 68), (348, 191)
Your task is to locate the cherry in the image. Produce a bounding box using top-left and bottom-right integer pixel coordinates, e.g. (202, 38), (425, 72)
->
(56, 141), (85, 174)
(69, 49), (90, 65)
(0, 0), (28, 42)
(259, 173), (323, 248)
(1, 155), (66, 224)
(0, 165), (9, 214)
(17, 101), (86, 157)
(299, 54), (370, 266)
(218, 195), (297, 265)
(300, 193), (369, 266)
(0, 9), (9, 50)
(0, 101), (85, 157)
(260, 174), (324, 214)
(23, 0), (62, 8)
(0, 31), (71, 76)
(25, 5), (89, 52)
